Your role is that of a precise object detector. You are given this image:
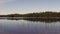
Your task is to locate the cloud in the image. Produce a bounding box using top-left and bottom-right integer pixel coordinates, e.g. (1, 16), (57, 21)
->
(0, 0), (16, 4)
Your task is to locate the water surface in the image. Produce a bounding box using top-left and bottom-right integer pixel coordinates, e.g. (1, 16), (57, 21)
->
(0, 19), (60, 34)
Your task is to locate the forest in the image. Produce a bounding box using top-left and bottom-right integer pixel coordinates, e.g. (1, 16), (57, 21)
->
(0, 12), (60, 17)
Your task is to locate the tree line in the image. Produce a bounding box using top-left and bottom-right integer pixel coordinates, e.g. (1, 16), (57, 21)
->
(0, 12), (60, 17)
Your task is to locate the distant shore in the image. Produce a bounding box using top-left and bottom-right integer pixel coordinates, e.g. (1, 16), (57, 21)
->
(0, 12), (60, 22)
(0, 12), (60, 17)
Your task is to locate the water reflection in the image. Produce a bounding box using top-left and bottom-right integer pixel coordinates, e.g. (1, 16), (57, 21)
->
(0, 18), (60, 34)
(0, 17), (60, 22)
(6, 18), (60, 23)
(0, 20), (60, 34)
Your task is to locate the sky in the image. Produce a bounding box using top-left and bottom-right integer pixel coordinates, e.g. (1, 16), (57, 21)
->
(0, 0), (60, 15)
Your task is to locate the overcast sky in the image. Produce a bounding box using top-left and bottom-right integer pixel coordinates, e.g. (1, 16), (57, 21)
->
(0, 0), (60, 15)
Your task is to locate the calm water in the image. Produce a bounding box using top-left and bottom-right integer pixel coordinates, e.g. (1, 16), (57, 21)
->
(0, 19), (60, 34)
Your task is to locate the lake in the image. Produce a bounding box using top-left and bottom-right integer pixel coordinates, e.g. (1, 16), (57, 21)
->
(0, 19), (60, 34)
